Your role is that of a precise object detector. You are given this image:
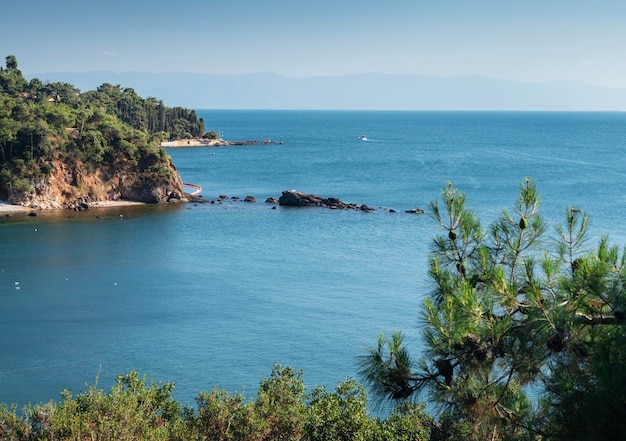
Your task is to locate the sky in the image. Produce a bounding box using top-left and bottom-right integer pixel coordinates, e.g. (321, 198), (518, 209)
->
(2, 0), (626, 88)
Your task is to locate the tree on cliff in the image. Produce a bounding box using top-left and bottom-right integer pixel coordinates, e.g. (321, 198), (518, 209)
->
(359, 179), (626, 441)
(0, 54), (204, 205)
(84, 84), (204, 138)
(0, 55), (26, 94)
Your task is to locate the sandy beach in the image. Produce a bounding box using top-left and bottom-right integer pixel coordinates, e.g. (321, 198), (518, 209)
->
(0, 200), (146, 214)
(161, 138), (282, 148)
(0, 201), (32, 213)
(87, 200), (146, 208)
(160, 138), (229, 147)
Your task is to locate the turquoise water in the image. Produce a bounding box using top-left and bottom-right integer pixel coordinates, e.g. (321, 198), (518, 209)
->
(1, 111), (626, 407)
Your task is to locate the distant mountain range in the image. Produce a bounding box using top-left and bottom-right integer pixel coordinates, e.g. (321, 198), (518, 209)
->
(25, 71), (626, 111)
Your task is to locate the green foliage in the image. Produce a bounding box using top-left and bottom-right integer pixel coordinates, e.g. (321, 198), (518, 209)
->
(8, 371), (185, 441)
(0, 54), (204, 200)
(9, 177), (32, 194)
(88, 84), (204, 138)
(358, 331), (418, 404)
(305, 379), (377, 441)
(542, 328), (626, 441)
(194, 365), (307, 441)
(146, 161), (174, 183)
(0, 403), (32, 439)
(360, 179), (626, 440)
(0, 55), (27, 94)
(194, 387), (255, 440)
(0, 366), (433, 440)
(539, 238), (626, 441)
(377, 402), (433, 441)
(254, 365), (307, 440)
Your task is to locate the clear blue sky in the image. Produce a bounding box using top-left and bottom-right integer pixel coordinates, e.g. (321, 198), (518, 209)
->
(2, 0), (626, 88)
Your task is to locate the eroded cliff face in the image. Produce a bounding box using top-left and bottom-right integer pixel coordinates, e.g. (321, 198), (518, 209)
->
(5, 153), (187, 210)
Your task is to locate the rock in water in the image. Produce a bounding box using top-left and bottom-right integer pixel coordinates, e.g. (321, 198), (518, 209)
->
(278, 190), (376, 211)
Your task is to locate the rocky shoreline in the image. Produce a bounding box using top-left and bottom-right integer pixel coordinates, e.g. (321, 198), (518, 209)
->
(200, 190), (424, 214)
(1, 189), (424, 216)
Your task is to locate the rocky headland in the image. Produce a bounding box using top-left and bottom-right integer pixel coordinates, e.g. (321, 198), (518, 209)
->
(1, 154), (188, 211)
(0, 56), (207, 214)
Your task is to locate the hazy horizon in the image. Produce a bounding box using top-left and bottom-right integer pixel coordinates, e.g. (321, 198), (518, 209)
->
(20, 70), (626, 111)
(3, 0), (626, 89)
(25, 69), (626, 90)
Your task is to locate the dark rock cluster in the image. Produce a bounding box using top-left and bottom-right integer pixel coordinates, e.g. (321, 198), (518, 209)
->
(278, 190), (375, 211)
(199, 190), (424, 215)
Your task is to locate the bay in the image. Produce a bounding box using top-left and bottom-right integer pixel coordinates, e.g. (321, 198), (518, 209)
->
(1, 111), (625, 408)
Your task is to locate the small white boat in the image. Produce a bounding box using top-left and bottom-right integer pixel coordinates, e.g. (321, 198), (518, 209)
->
(359, 135), (368, 141)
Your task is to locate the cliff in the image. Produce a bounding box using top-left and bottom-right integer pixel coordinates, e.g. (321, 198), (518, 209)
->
(0, 55), (210, 209)
(3, 152), (187, 210)
(0, 55), (206, 211)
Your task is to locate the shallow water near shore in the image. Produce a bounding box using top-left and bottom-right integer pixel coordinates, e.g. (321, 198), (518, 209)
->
(1, 111), (626, 408)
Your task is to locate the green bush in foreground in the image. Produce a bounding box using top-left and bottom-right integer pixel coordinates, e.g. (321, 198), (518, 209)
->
(0, 366), (432, 441)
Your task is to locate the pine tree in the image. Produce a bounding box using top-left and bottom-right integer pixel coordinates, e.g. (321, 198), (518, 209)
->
(359, 179), (626, 440)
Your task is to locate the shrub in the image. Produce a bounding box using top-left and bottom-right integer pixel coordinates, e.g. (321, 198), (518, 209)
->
(254, 365), (307, 440)
(11, 177), (32, 193)
(377, 402), (433, 441)
(0, 368), (434, 441)
(0, 403), (32, 440)
(29, 371), (184, 441)
(305, 378), (376, 441)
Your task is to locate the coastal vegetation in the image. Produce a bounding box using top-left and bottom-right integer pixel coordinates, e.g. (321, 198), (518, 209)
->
(0, 55), (204, 207)
(0, 366), (432, 441)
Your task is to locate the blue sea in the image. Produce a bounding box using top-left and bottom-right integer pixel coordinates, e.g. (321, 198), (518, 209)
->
(1, 111), (626, 408)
